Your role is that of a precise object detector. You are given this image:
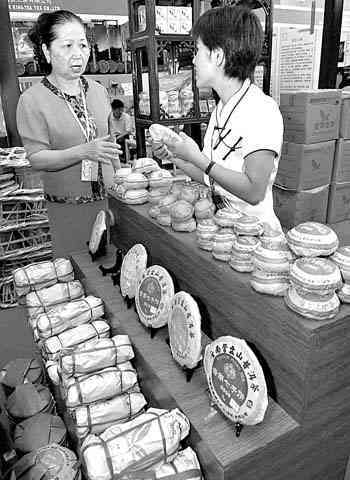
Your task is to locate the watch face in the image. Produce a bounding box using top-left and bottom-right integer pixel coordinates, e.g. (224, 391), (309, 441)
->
(169, 292), (202, 369)
(89, 210), (106, 254)
(120, 244), (148, 299)
(135, 265), (175, 329)
(204, 336), (268, 426)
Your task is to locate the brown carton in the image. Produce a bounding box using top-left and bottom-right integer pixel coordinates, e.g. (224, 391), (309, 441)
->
(273, 184), (329, 229)
(326, 182), (350, 224)
(331, 139), (350, 183)
(339, 92), (350, 139)
(280, 89), (341, 144)
(276, 140), (335, 191)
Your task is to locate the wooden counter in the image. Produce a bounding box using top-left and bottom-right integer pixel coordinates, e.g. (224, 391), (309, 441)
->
(109, 197), (350, 427)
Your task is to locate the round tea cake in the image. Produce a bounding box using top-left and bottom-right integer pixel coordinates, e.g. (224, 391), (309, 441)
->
(169, 291), (202, 369)
(250, 269), (290, 296)
(214, 207), (242, 228)
(286, 222), (339, 257)
(124, 172), (148, 190)
(194, 197), (215, 220)
(132, 157), (159, 175)
(149, 169), (173, 189)
(330, 246), (350, 281)
(290, 257), (342, 294)
(204, 336), (268, 426)
(170, 200), (194, 222)
(113, 166), (132, 184)
(253, 244), (293, 273)
(120, 244), (148, 299)
(234, 215), (264, 236)
(285, 285), (340, 320)
(337, 282), (350, 303)
(123, 189), (148, 205)
(135, 265), (175, 328)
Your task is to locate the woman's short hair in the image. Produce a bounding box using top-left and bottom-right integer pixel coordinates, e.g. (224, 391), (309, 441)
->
(192, 5), (263, 81)
(28, 10), (85, 74)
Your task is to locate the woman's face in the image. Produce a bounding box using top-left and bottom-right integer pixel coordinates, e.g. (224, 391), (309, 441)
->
(43, 21), (90, 80)
(193, 37), (216, 88)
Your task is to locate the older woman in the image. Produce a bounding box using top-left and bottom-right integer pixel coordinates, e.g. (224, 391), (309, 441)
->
(16, 10), (121, 256)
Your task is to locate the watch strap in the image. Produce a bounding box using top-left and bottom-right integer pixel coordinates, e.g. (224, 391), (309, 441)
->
(205, 160), (216, 175)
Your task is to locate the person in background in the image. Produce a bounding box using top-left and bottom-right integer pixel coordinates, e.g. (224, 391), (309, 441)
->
(108, 99), (134, 162)
(16, 10), (121, 257)
(153, 5), (284, 231)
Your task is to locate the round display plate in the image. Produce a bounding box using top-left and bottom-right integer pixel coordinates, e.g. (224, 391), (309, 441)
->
(120, 244), (148, 299)
(135, 265), (175, 329)
(89, 210), (106, 255)
(204, 336), (268, 426)
(169, 292), (202, 369)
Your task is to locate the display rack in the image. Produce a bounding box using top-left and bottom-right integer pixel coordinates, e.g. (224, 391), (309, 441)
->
(127, 0), (209, 157)
(0, 168), (52, 308)
(98, 196), (350, 480)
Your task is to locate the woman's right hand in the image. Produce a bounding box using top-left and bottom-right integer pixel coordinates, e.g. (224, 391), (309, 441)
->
(84, 135), (122, 165)
(151, 141), (173, 162)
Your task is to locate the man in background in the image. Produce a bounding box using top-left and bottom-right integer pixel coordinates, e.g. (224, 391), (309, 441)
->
(108, 99), (134, 162)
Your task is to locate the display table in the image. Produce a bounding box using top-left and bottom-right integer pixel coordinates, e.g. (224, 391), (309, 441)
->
(98, 196), (350, 479)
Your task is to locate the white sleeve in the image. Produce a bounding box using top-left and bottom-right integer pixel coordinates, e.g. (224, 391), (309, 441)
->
(241, 99), (283, 159)
(202, 110), (216, 186)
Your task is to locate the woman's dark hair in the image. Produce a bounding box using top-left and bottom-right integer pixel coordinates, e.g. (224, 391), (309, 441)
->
(192, 5), (263, 81)
(28, 10), (85, 74)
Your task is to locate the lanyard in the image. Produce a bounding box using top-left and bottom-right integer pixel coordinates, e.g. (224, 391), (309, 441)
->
(64, 80), (90, 142)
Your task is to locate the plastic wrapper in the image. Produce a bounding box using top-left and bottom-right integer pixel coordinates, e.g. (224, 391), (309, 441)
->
(60, 335), (134, 376)
(82, 408), (190, 480)
(13, 258), (74, 297)
(64, 366), (138, 408)
(6, 384), (55, 423)
(0, 358), (43, 393)
(25, 281), (84, 320)
(72, 391), (147, 439)
(43, 320), (110, 360)
(36, 295), (104, 339)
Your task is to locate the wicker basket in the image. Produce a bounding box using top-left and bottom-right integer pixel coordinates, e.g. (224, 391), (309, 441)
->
(15, 167), (43, 189)
(0, 224), (51, 260)
(0, 194), (47, 226)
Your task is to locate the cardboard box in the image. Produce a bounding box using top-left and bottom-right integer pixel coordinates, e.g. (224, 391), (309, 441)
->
(280, 89), (341, 144)
(273, 184), (329, 229)
(276, 140), (335, 191)
(327, 182), (350, 224)
(179, 7), (192, 34)
(331, 139), (350, 183)
(339, 92), (350, 139)
(155, 6), (168, 34)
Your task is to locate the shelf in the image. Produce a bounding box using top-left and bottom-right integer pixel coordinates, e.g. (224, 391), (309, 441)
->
(108, 197), (350, 428)
(71, 249), (299, 480)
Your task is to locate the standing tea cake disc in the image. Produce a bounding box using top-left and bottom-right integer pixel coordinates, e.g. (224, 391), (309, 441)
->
(120, 244), (148, 299)
(204, 336), (268, 426)
(89, 210), (106, 254)
(169, 292), (202, 369)
(135, 265), (175, 328)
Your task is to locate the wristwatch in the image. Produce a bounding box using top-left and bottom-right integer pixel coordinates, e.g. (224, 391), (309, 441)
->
(205, 160), (216, 175)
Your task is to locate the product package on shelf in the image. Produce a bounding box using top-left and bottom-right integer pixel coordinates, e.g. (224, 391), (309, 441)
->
(25, 280), (85, 320)
(81, 407), (190, 480)
(13, 258), (74, 297)
(36, 295), (104, 339)
(59, 335), (134, 377)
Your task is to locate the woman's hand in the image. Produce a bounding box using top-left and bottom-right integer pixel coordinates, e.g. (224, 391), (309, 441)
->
(163, 132), (201, 165)
(151, 141), (173, 162)
(84, 135), (122, 165)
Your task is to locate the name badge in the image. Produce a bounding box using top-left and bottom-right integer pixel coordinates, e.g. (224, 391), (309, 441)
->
(81, 160), (98, 181)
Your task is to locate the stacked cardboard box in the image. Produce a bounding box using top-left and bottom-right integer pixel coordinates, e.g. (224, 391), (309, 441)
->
(274, 89), (341, 229)
(327, 93), (350, 224)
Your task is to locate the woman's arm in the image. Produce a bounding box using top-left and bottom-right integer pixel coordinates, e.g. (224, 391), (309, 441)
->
(30, 136), (121, 172)
(164, 133), (276, 205)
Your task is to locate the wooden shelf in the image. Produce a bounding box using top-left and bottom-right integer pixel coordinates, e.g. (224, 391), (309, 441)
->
(71, 249), (298, 480)
(108, 198), (350, 444)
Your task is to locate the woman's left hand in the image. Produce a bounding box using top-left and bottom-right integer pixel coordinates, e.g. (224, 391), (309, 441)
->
(163, 132), (201, 165)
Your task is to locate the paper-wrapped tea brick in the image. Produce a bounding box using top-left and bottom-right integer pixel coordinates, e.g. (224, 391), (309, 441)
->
(60, 335), (134, 376)
(6, 384), (55, 423)
(13, 258), (74, 297)
(64, 366), (138, 408)
(26, 281), (84, 320)
(122, 447), (202, 480)
(82, 408), (190, 480)
(43, 320), (110, 360)
(36, 295), (104, 339)
(72, 391), (147, 439)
